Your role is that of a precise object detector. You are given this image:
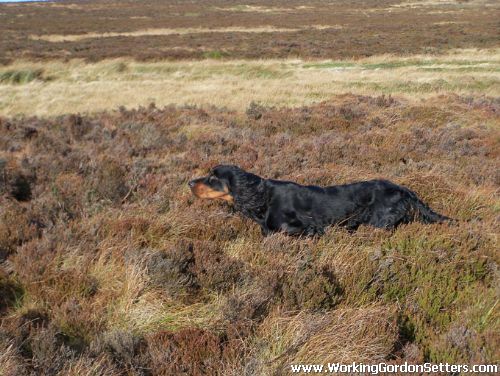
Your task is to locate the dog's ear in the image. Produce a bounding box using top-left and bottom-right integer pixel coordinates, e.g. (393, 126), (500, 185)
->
(212, 165), (241, 191)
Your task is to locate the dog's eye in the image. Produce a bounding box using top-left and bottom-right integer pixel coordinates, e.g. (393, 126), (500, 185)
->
(208, 176), (216, 182)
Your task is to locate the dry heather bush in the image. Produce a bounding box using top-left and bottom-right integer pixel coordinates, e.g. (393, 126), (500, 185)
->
(51, 173), (86, 219)
(89, 329), (143, 372)
(0, 94), (498, 372)
(92, 158), (129, 203)
(190, 241), (246, 292)
(0, 340), (26, 376)
(142, 325), (246, 376)
(0, 269), (23, 314)
(145, 241), (198, 296)
(145, 328), (228, 376)
(0, 200), (40, 261)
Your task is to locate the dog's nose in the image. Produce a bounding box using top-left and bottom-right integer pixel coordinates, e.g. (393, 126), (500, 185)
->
(188, 180), (195, 188)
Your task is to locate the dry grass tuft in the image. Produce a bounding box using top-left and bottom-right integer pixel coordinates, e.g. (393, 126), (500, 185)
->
(292, 306), (398, 364)
(255, 305), (398, 374)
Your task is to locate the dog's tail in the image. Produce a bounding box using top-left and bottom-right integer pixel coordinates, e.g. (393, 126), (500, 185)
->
(412, 198), (455, 224)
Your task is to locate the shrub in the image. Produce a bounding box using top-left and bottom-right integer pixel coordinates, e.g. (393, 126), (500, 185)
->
(191, 241), (245, 292)
(0, 200), (39, 261)
(52, 173), (85, 219)
(281, 262), (342, 311)
(144, 328), (228, 376)
(89, 330), (143, 371)
(92, 158), (129, 203)
(0, 270), (23, 315)
(146, 241), (198, 296)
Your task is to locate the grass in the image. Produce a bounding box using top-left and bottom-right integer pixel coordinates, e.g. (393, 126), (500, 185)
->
(0, 69), (45, 85)
(0, 48), (498, 117)
(214, 4), (298, 13)
(202, 50), (230, 60)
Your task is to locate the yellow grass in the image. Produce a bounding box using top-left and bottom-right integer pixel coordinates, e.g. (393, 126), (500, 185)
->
(257, 305), (398, 373)
(215, 5), (297, 13)
(30, 25), (340, 43)
(0, 342), (24, 376)
(0, 48), (498, 117)
(392, 0), (496, 7)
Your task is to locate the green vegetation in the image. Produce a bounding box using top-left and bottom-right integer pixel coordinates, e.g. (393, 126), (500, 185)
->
(202, 50), (230, 59)
(0, 69), (45, 85)
(303, 59), (499, 71)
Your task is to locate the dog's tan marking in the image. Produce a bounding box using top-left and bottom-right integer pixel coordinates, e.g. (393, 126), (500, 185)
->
(191, 182), (233, 203)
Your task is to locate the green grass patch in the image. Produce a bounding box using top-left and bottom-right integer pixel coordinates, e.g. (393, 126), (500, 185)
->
(202, 50), (230, 59)
(304, 59), (499, 71)
(0, 68), (45, 84)
(420, 66), (500, 73)
(347, 79), (499, 93)
(303, 61), (356, 69)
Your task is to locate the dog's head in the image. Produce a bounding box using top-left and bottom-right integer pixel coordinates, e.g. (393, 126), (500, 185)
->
(188, 165), (243, 203)
(189, 165), (267, 220)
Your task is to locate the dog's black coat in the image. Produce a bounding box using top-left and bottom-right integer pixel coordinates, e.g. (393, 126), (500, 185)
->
(189, 165), (451, 236)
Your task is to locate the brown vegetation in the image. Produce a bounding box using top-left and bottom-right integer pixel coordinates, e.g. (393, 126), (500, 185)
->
(0, 0), (498, 374)
(0, 94), (498, 374)
(1, 0), (499, 63)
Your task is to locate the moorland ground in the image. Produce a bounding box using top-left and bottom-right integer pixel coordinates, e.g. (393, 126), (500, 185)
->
(0, 0), (499, 375)
(1, 0), (499, 63)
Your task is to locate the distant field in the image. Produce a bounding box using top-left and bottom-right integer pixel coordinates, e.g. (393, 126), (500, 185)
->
(1, 48), (499, 116)
(0, 1), (499, 375)
(0, 0), (499, 63)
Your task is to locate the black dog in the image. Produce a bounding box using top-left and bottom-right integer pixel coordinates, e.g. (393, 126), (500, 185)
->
(189, 165), (451, 236)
